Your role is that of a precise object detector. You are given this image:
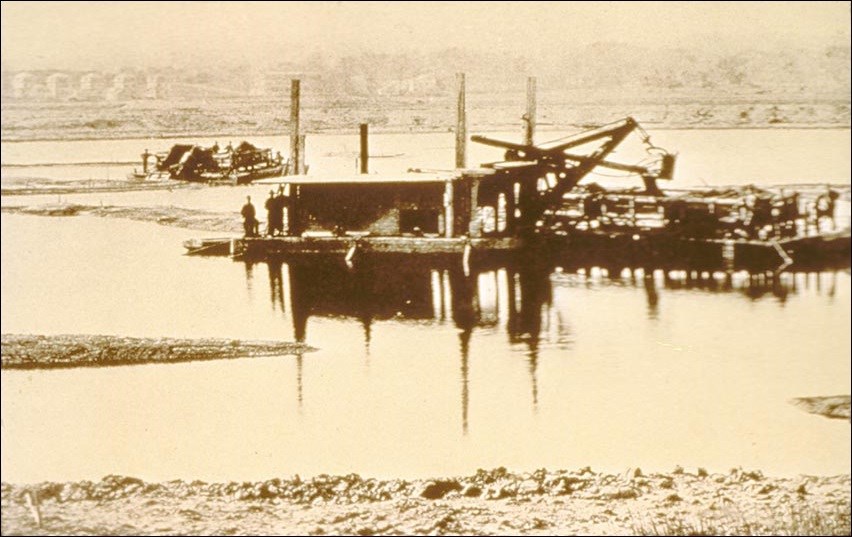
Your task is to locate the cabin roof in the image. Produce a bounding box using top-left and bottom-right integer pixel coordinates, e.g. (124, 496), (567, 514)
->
(255, 169), (495, 186)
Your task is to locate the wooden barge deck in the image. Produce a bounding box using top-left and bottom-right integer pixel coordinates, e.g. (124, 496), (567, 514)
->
(552, 228), (850, 273)
(186, 228), (850, 274)
(240, 236), (522, 256)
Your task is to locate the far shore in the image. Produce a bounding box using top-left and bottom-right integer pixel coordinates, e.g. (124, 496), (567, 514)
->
(2, 123), (851, 145)
(2, 95), (850, 144)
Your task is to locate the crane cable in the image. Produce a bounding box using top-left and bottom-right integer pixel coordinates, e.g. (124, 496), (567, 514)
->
(634, 123), (671, 156)
(587, 155), (663, 178)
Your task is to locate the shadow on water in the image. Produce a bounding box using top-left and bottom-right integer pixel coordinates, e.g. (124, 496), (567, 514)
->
(251, 253), (846, 434)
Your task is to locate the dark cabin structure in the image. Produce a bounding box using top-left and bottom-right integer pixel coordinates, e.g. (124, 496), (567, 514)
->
(232, 169), (530, 259)
(284, 170), (525, 239)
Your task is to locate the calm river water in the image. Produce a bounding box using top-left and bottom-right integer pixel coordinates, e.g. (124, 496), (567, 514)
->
(1, 129), (850, 483)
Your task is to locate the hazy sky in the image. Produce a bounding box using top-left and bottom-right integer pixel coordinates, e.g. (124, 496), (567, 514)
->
(2, 1), (849, 70)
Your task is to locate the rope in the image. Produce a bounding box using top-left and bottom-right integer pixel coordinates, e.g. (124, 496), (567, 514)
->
(586, 155), (663, 178)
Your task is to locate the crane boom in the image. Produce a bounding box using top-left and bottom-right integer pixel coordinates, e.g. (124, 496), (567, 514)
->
(471, 117), (675, 231)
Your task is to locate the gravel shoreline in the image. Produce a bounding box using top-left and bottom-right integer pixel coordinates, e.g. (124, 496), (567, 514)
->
(791, 396), (852, 421)
(2, 468), (849, 535)
(1, 334), (310, 370)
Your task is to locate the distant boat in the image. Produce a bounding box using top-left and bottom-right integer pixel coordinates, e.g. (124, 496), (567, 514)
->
(130, 141), (291, 184)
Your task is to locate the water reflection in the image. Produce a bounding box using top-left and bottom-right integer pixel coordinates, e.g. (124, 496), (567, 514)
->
(557, 265), (843, 309)
(652, 268), (841, 304)
(264, 259), (848, 338)
(244, 259), (256, 293)
(252, 256), (845, 433)
(644, 275), (659, 319)
(267, 260), (284, 314)
(261, 256), (557, 433)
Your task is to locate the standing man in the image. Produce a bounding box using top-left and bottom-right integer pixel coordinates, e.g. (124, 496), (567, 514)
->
(274, 185), (288, 236)
(782, 192), (800, 237)
(815, 185), (839, 231)
(265, 190), (278, 236)
(241, 196), (258, 237)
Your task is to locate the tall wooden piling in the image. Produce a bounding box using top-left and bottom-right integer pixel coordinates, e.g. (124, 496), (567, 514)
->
(444, 181), (454, 238)
(359, 123), (369, 174)
(289, 79), (301, 176)
(297, 134), (307, 174)
(455, 73), (466, 169)
(524, 76), (536, 146)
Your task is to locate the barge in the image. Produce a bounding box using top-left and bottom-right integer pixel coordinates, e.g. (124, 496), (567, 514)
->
(130, 141), (288, 184)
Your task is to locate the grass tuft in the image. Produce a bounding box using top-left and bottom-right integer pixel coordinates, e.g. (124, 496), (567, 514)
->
(631, 506), (851, 536)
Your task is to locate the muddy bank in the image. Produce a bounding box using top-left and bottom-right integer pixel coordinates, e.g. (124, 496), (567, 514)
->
(792, 396), (852, 420)
(1, 468), (849, 535)
(0, 178), (191, 197)
(1, 334), (310, 370)
(1, 204), (240, 233)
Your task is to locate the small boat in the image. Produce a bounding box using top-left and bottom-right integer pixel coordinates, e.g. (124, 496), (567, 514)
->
(183, 237), (234, 256)
(126, 169), (169, 181)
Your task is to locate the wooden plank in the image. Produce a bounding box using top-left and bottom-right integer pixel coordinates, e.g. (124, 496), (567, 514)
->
(297, 134), (307, 175)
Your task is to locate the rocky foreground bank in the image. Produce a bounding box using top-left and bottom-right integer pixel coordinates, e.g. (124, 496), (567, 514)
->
(1, 334), (310, 370)
(2, 468), (849, 535)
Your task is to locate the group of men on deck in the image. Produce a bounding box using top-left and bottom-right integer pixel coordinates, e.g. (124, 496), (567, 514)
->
(241, 186), (290, 238)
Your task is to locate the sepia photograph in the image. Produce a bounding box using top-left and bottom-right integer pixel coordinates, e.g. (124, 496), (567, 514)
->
(1, 1), (850, 535)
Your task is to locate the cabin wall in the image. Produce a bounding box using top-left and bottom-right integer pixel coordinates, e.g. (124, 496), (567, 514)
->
(467, 177), (518, 237)
(294, 183), (445, 236)
(453, 178), (473, 237)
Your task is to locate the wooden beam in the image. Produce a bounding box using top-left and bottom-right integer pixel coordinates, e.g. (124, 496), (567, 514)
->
(289, 79), (300, 176)
(297, 134), (307, 174)
(360, 123), (369, 174)
(444, 180), (454, 238)
(524, 77), (536, 146)
(455, 73), (466, 169)
(469, 178), (481, 237)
